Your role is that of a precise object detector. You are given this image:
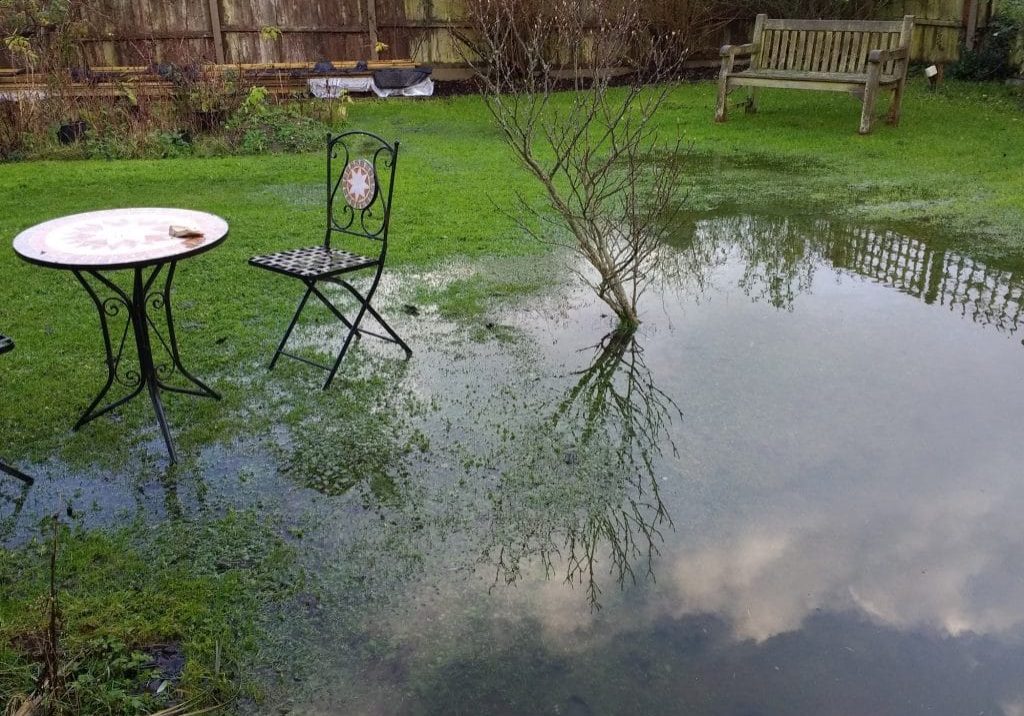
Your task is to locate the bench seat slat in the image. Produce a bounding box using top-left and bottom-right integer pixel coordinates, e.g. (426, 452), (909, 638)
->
(732, 69), (900, 84)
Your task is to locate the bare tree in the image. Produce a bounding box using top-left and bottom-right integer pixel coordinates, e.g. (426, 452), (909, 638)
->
(456, 0), (695, 330)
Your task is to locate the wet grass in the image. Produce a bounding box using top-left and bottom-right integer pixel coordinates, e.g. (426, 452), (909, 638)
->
(0, 512), (300, 713)
(1, 79), (1021, 461)
(0, 78), (1022, 714)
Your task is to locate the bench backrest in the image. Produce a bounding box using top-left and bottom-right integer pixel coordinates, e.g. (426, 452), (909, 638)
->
(752, 15), (914, 75)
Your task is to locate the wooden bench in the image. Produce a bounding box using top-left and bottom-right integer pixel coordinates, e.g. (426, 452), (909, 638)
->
(715, 15), (915, 134)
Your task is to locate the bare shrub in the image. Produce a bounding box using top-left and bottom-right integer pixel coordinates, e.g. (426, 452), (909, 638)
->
(457, 0), (696, 330)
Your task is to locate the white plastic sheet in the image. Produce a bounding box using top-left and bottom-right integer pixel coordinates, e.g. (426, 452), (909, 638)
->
(307, 76), (434, 99)
(308, 76), (375, 98)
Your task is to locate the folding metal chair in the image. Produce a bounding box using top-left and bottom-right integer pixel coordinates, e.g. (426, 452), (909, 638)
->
(250, 131), (412, 389)
(0, 334), (33, 485)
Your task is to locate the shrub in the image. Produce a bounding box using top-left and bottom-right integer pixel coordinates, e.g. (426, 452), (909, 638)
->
(223, 86), (339, 155)
(950, 0), (1024, 81)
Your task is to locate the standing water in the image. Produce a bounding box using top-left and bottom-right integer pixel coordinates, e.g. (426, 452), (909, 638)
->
(7, 214), (1024, 715)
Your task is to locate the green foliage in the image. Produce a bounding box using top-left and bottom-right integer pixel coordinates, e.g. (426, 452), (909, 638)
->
(225, 86), (332, 154)
(1, 71), (339, 160)
(0, 0), (97, 69)
(259, 25), (283, 41)
(950, 5), (1023, 81)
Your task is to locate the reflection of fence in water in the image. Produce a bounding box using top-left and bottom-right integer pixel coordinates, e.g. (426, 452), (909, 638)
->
(699, 216), (1024, 337)
(838, 228), (1024, 335)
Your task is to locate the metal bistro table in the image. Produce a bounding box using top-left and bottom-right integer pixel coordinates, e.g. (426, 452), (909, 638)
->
(13, 208), (229, 463)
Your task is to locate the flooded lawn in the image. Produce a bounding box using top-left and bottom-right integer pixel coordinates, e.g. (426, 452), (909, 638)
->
(6, 215), (1024, 714)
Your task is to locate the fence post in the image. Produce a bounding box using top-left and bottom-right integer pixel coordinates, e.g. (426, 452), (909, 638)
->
(207, 0), (226, 64)
(367, 0), (380, 60)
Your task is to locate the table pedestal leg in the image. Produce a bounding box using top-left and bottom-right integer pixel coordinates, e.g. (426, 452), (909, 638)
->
(73, 262), (220, 463)
(0, 461), (33, 485)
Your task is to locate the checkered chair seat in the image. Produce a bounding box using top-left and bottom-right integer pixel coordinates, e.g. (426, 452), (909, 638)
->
(249, 246), (378, 280)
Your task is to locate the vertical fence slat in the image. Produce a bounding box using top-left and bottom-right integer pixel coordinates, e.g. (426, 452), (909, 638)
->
(208, 0), (226, 64)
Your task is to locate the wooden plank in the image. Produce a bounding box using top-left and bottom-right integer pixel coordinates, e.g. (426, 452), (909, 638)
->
(728, 76), (867, 92)
(367, 0), (380, 60)
(793, 31), (805, 69)
(767, 30), (781, 69)
(800, 31), (812, 70)
(810, 31), (823, 71)
(857, 32), (874, 71)
(208, 0), (226, 64)
(830, 31), (844, 72)
(751, 13), (767, 69)
(813, 31), (828, 71)
(913, 18), (961, 27)
(763, 18), (906, 31)
(838, 31), (853, 72)
(847, 32), (861, 72)
(777, 30), (790, 70)
(828, 31), (842, 71)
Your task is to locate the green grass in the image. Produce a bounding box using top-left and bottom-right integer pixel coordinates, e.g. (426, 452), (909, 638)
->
(0, 512), (299, 713)
(0, 78), (1022, 714)
(2, 80), (1020, 461)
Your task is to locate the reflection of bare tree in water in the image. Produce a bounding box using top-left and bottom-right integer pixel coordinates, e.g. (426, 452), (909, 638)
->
(483, 331), (682, 609)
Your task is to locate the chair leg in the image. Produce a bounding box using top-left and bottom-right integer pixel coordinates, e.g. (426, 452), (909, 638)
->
(322, 273), (408, 389)
(270, 284), (314, 370)
(338, 281), (412, 358)
(714, 73), (730, 123)
(309, 284), (363, 337)
(1, 461), (33, 485)
(268, 274), (410, 388)
(324, 306), (367, 390)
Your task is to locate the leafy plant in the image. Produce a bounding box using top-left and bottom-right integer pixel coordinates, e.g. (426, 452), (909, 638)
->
(950, 2), (1024, 81)
(259, 25), (283, 41)
(224, 86), (334, 154)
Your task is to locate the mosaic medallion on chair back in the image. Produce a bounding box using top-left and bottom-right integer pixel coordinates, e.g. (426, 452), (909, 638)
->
(342, 159), (376, 210)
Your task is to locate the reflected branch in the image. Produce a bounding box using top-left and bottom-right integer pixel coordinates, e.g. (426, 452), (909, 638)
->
(483, 331), (682, 609)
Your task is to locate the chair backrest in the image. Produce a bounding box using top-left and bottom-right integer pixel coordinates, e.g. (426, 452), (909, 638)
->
(325, 130), (400, 248)
(752, 15), (914, 75)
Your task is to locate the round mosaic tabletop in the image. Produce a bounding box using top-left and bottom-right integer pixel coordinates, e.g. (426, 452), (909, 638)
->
(13, 208), (229, 270)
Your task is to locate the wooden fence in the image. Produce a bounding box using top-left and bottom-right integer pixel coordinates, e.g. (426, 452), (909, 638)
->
(0, 0), (1001, 70)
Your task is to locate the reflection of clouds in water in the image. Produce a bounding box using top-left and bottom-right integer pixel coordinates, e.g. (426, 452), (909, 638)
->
(1004, 700), (1024, 716)
(666, 475), (1024, 643)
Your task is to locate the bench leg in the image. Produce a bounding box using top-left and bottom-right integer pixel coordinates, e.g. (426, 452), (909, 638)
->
(887, 77), (906, 126)
(745, 87), (759, 114)
(859, 66), (881, 135)
(715, 60), (731, 123)
(715, 81), (728, 123)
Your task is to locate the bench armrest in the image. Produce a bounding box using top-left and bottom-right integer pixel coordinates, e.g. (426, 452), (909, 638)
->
(868, 47), (909, 64)
(720, 43), (758, 58)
